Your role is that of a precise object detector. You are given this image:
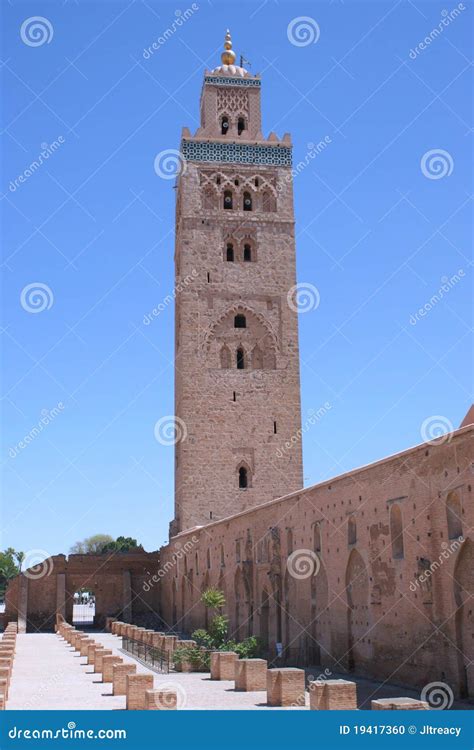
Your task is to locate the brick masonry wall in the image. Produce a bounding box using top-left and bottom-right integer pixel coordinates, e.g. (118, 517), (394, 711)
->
(159, 426), (473, 698)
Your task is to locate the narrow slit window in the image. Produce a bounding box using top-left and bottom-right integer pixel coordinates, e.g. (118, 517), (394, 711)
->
(243, 244), (252, 262)
(221, 116), (229, 135)
(237, 117), (245, 135)
(273, 421), (277, 434)
(224, 190), (233, 210)
(236, 348), (245, 370)
(226, 244), (234, 261)
(243, 191), (252, 211)
(239, 467), (248, 489)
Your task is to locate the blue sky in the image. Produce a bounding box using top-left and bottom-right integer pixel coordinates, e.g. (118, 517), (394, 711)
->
(1, 0), (472, 558)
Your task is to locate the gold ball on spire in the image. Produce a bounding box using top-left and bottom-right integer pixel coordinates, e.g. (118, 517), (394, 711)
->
(221, 29), (236, 65)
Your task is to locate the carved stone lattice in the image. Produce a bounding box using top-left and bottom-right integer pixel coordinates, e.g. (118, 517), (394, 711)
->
(217, 88), (249, 117)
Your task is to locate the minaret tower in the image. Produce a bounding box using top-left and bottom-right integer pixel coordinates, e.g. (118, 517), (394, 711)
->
(172, 32), (303, 535)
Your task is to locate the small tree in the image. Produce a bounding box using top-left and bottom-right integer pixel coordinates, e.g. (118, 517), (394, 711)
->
(70, 534), (114, 554)
(192, 588), (228, 649)
(0, 548), (24, 599)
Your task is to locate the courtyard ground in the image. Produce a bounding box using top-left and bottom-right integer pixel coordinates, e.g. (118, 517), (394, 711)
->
(5, 633), (472, 710)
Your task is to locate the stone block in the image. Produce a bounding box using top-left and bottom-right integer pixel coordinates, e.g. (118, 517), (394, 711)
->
(210, 651), (238, 681)
(0, 678), (8, 700)
(80, 639), (95, 657)
(94, 649), (112, 673)
(87, 644), (102, 665)
(145, 688), (177, 710)
(102, 656), (123, 682)
(112, 663), (137, 695)
(309, 680), (357, 710)
(235, 659), (267, 691)
(126, 673), (154, 710)
(371, 698), (429, 710)
(0, 668), (10, 688)
(267, 668), (306, 707)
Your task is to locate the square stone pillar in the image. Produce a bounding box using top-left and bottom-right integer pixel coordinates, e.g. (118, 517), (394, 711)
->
(309, 679), (357, 710)
(126, 674), (154, 710)
(102, 656), (123, 682)
(210, 651), (238, 681)
(267, 668), (306, 707)
(235, 659), (267, 691)
(80, 638), (95, 657)
(372, 698), (429, 710)
(145, 689), (177, 710)
(94, 649), (112, 673)
(112, 664), (137, 695)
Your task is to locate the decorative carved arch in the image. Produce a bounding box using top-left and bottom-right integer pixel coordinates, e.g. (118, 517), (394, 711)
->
(204, 303), (278, 352)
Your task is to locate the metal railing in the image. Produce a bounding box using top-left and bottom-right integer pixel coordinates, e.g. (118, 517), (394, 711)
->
(122, 636), (170, 673)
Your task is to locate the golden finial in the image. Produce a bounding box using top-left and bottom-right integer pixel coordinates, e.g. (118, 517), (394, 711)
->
(221, 29), (236, 65)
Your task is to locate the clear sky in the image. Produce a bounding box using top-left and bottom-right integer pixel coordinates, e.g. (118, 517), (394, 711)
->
(1, 0), (472, 559)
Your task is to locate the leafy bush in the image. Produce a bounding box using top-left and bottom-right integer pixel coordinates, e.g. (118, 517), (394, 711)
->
(172, 645), (210, 670)
(208, 614), (229, 647)
(191, 629), (213, 648)
(201, 587), (226, 611)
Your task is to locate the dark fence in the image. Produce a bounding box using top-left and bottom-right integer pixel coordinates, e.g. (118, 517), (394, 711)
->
(122, 635), (170, 673)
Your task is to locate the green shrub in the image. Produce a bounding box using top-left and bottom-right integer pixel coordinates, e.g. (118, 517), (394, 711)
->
(172, 645), (210, 670)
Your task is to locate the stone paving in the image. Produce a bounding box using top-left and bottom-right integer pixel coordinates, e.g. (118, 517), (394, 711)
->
(6, 632), (472, 710)
(6, 633), (307, 710)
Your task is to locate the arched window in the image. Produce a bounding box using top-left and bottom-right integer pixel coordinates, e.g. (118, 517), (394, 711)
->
(348, 516), (357, 546)
(243, 191), (252, 211)
(221, 116), (229, 135)
(236, 347), (245, 370)
(390, 504), (404, 559)
(220, 544), (225, 566)
(313, 522), (322, 553)
(446, 491), (462, 539)
(237, 117), (245, 135)
(226, 243), (234, 261)
(234, 314), (246, 328)
(223, 190), (233, 209)
(252, 345), (263, 370)
(243, 244), (252, 262)
(220, 345), (231, 369)
(239, 466), (248, 489)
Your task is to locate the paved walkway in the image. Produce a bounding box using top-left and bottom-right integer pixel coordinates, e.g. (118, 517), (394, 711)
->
(6, 633), (307, 710)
